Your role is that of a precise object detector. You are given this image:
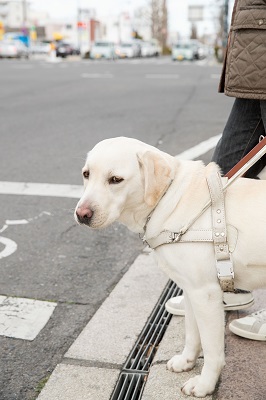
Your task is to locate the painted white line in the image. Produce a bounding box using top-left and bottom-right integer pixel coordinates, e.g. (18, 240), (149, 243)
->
(0, 236), (17, 259)
(0, 296), (57, 341)
(0, 181), (83, 199)
(146, 73), (179, 79)
(0, 135), (221, 199)
(81, 73), (113, 78)
(0, 225), (8, 233)
(6, 219), (29, 225)
(176, 133), (221, 160)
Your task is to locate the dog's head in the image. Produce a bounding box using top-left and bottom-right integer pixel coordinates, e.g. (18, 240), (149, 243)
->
(75, 137), (174, 232)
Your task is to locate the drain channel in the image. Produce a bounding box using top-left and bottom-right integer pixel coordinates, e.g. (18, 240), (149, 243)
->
(110, 280), (182, 400)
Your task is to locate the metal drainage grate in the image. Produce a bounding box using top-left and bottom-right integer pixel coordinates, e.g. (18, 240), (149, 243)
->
(111, 373), (146, 400)
(110, 280), (182, 400)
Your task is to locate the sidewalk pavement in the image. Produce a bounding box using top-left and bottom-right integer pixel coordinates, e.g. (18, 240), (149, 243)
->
(37, 251), (266, 400)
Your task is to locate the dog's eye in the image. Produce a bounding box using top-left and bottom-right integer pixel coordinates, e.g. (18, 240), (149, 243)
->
(83, 170), (90, 179)
(109, 176), (124, 184)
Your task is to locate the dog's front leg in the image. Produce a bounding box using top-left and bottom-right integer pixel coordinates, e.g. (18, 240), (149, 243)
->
(167, 290), (201, 373)
(181, 285), (225, 397)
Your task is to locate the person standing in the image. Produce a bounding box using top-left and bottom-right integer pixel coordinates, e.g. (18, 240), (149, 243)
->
(166, 0), (266, 341)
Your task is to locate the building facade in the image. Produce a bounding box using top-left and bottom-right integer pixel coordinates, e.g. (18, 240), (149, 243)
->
(0, 0), (29, 28)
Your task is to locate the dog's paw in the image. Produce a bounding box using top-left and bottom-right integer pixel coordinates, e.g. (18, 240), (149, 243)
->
(181, 375), (214, 397)
(167, 355), (196, 373)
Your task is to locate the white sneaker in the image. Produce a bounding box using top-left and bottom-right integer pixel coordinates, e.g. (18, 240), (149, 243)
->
(229, 309), (266, 341)
(165, 291), (254, 316)
(165, 296), (186, 315)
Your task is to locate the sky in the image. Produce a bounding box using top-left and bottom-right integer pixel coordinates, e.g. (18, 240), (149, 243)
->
(30, 0), (149, 20)
(29, 0), (229, 36)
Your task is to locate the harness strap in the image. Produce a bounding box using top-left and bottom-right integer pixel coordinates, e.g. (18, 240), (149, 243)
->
(206, 171), (234, 292)
(144, 229), (213, 249)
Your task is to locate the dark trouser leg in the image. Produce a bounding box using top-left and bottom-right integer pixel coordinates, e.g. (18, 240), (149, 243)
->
(211, 98), (266, 178)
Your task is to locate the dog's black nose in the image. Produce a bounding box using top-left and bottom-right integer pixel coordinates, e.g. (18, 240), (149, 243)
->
(76, 207), (93, 225)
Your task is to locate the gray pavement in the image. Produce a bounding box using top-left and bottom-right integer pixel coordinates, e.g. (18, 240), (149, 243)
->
(36, 250), (266, 400)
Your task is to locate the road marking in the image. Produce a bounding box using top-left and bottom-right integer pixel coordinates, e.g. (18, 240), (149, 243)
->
(81, 73), (113, 78)
(145, 73), (179, 79)
(0, 225), (7, 233)
(0, 296), (57, 341)
(0, 181), (83, 198)
(0, 236), (18, 259)
(6, 219), (29, 225)
(176, 133), (221, 160)
(0, 135), (221, 199)
(0, 213), (53, 260)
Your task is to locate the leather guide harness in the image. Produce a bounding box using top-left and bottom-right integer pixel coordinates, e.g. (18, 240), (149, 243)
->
(141, 136), (266, 292)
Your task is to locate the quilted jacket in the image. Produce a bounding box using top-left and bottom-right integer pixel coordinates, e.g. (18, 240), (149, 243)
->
(219, 0), (266, 99)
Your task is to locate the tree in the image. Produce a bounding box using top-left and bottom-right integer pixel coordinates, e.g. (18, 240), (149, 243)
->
(212, 0), (229, 61)
(150, 0), (168, 51)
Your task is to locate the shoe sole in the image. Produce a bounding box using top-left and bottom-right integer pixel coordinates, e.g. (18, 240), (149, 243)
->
(224, 299), (255, 311)
(165, 303), (185, 316)
(229, 323), (266, 341)
(165, 299), (255, 316)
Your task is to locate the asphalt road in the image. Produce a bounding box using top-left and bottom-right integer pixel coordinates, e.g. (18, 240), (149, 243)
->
(0, 56), (234, 400)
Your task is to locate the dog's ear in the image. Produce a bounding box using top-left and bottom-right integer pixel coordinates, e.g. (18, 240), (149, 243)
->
(137, 150), (172, 207)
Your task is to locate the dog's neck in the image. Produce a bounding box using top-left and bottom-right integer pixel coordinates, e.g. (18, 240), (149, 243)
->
(141, 178), (174, 233)
(118, 178), (174, 234)
(144, 160), (210, 239)
(118, 202), (154, 234)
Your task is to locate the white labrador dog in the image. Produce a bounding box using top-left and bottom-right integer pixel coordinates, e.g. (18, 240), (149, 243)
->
(75, 137), (266, 397)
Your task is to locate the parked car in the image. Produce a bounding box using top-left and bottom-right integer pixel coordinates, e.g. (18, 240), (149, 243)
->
(150, 40), (161, 57)
(56, 41), (73, 58)
(197, 44), (209, 60)
(69, 44), (80, 55)
(140, 41), (154, 57)
(30, 41), (50, 55)
(183, 40), (208, 60)
(0, 40), (29, 59)
(90, 41), (117, 60)
(172, 42), (195, 61)
(115, 42), (141, 58)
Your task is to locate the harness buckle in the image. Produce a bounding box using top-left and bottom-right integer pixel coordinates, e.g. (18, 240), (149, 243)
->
(139, 233), (148, 245)
(216, 257), (234, 278)
(170, 232), (182, 243)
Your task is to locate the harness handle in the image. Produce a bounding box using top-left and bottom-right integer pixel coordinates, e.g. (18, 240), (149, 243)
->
(225, 135), (266, 179)
(180, 136), (266, 236)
